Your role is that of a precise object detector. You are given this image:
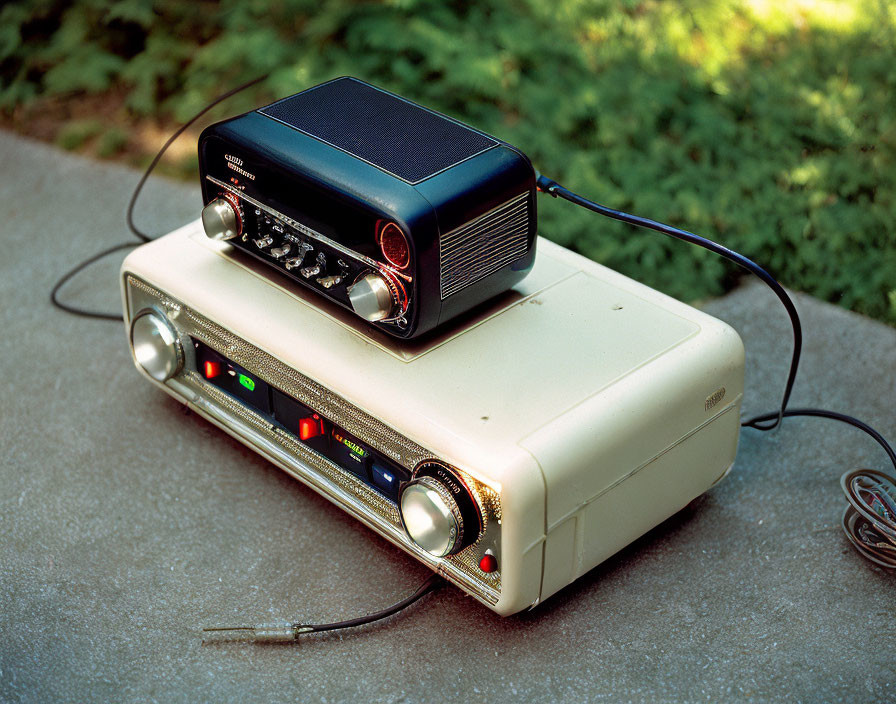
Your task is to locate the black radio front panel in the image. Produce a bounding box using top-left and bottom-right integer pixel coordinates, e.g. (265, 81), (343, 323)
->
(200, 136), (415, 332)
(192, 339), (410, 499)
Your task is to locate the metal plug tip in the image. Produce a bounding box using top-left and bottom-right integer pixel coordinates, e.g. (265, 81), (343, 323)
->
(201, 624), (315, 643)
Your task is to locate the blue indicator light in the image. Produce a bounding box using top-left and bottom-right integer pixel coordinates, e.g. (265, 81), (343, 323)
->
(371, 463), (400, 497)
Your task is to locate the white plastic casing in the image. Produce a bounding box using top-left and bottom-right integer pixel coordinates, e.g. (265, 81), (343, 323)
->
(121, 221), (744, 616)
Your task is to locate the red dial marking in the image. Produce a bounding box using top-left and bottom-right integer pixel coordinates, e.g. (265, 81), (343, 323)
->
(377, 221), (410, 270)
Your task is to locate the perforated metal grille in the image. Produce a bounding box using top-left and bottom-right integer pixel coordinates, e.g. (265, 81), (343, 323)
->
(259, 77), (497, 184)
(439, 192), (531, 300)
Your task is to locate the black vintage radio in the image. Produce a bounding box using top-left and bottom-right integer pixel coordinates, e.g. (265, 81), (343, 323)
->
(198, 76), (537, 339)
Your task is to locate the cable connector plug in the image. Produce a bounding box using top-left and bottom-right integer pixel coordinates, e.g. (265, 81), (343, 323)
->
(203, 624), (314, 643)
(201, 573), (444, 645)
(841, 468), (896, 569)
(534, 172), (559, 196)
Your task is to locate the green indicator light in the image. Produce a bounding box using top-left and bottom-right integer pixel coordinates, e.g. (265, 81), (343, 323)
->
(335, 431), (367, 458)
(344, 439), (367, 458)
(238, 374), (256, 391)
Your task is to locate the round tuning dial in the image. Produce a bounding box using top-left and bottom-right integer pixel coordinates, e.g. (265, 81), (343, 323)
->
(399, 462), (483, 557)
(347, 272), (398, 322)
(130, 310), (183, 382)
(201, 196), (241, 241)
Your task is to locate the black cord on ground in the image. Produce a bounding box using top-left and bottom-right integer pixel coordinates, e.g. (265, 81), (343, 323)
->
(302, 572), (445, 633)
(742, 408), (896, 473)
(203, 573), (445, 643)
(50, 73), (269, 322)
(49, 242), (141, 322)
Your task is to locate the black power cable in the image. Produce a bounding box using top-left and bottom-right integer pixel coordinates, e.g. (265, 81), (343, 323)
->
(537, 173), (802, 432)
(126, 73), (269, 243)
(203, 573), (445, 642)
(50, 241), (141, 321)
(49, 73), (269, 322)
(743, 408), (896, 473)
(536, 174), (896, 559)
(536, 173), (894, 443)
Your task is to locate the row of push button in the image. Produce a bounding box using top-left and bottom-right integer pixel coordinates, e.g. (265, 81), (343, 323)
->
(193, 339), (409, 500)
(273, 389), (408, 499)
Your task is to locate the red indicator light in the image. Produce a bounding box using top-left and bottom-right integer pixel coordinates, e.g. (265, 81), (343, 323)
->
(378, 221), (410, 270)
(299, 415), (324, 441)
(478, 553), (498, 573)
(204, 361), (220, 379)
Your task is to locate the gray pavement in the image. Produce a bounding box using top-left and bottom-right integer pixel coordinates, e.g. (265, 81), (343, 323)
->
(1, 130), (894, 703)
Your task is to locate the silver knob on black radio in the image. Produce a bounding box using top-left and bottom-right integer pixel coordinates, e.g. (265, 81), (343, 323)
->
(347, 272), (396, 322)
(201, 197), (241, 241)
(130, 310), (183, 382)
(399, 462), (482, 557)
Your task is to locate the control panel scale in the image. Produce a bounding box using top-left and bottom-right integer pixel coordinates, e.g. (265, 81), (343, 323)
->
(198, 76), (538, 339)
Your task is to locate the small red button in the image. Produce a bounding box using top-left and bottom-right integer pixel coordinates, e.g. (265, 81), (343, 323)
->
(299, 415), (323, 441)
(204, 361), (221, 379)
(479, 553), (498, 573)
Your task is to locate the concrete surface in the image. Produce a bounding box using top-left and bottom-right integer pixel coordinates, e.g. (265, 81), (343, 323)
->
(1, 130), (894, 703)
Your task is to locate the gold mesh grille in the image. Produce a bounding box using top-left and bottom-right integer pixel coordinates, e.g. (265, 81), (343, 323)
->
(126, 275), (501, 601)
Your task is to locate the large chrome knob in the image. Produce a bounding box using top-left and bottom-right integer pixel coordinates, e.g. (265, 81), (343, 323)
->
(201, 197), (241, 241)
(399, 463), (482, 557)
(130, 310), (182, 382)
(347, 272), (396, 322)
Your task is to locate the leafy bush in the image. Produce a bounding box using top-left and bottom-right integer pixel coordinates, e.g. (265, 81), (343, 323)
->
(2, 0), (895, 323)
(55, 118), (103, 150)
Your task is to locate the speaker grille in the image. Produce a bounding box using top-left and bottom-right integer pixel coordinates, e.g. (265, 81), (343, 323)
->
(439, 192), (530, 300)
(259, 77), (497, 184)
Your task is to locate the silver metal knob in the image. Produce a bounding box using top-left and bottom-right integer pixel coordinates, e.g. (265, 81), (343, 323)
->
(130, 310), (182, 382)
(347, 272), (395, 322)
(399, 476), (464, 557)
(201, 197), (240, 241)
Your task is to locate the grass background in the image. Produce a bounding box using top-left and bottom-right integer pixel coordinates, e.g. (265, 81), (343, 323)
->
(2, 0), (895, 323)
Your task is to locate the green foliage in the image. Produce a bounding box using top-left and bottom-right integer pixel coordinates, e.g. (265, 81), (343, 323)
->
(56, 118), (103, 150)
(2, 0), (895, 323)
(96, 124), (128, 156)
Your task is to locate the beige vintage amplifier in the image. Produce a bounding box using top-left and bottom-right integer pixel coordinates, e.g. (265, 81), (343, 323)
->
(121, 221), (744, 616)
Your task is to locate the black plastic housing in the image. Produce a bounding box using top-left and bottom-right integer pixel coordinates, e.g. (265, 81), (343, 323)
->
(198, 76), (537, 339)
